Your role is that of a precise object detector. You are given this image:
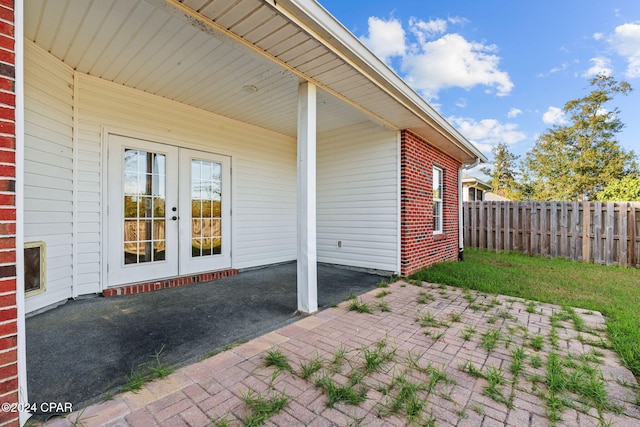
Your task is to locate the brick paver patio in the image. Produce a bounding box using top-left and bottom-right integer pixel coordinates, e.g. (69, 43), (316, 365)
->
(41, 280), (640, 426)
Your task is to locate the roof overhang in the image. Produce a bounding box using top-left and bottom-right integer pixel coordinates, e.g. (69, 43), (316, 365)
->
(26, 0), (486, 165)
(462, 175), (493, 192)
(274, 0), (487, 165)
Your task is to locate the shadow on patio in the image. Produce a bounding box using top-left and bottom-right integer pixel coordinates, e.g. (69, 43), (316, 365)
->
(26, 262), (386, 419)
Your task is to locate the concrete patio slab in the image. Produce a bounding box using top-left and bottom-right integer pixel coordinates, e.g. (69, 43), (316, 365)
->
(37, 279), (639, 427)
(26, 262), (386, 419)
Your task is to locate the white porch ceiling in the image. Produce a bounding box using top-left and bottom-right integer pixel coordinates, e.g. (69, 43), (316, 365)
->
(25, 0), (485, 163)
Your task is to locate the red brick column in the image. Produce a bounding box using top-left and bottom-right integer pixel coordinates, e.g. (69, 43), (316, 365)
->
(400, 130), (461, 275)
(0, 1), (18, 425)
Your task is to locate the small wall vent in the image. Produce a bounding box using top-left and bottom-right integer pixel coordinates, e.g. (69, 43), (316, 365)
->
(24, 241), (46, 296)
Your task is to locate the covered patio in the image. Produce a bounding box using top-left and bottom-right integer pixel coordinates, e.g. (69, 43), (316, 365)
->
(26, 263), (386, 419)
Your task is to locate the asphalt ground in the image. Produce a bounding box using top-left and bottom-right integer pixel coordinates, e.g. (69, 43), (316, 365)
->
(26, 262), (385, 419)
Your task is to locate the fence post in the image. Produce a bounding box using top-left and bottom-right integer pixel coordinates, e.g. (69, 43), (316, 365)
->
(630, 203), (638, 267)
(593, 202), (603, 264)
(530, 203), (538, 255)
(582, 202), (591, 263)
(571, 202), (579, 260)
(550, 201), (558, 257)
(543, 202), (551, 256)
(619, 203), (628, 267)
(560, 202), (568, 258)
(479, 202), (486, 250)
(503, 202), (510, 252)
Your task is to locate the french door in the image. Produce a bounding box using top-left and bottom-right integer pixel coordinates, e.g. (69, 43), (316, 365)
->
(107, 135), (231, 286)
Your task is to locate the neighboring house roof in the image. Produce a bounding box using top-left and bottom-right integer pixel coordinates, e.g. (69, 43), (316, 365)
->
(26, 0), (486, 165)
(462, 174), (492, 192)
(485, 192), (511, 201)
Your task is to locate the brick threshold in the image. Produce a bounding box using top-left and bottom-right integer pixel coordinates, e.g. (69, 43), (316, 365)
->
(102, 269), (239, 297)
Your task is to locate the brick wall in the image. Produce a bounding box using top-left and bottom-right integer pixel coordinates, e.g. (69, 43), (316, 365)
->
(400, 130), (461, 276)
(0, 0), (17, 425)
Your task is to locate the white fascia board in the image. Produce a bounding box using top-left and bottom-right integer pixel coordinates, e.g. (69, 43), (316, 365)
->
(273, 0), (487, 165)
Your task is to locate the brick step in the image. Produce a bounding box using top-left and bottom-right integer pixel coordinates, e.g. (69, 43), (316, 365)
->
(102, 269), (239, 297)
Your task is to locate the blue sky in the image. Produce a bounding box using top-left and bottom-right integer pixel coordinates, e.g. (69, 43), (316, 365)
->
(318, 0), (640, 178)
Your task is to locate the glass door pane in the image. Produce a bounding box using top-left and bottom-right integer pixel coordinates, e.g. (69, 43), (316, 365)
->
(179, 149), (230, 274)
(108, 135), (178, 287)
(190, 160), (222, 258)
(123, 149), (167, 264)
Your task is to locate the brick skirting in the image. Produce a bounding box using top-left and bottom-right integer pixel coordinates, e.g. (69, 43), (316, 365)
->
(102, 269), (239, 297)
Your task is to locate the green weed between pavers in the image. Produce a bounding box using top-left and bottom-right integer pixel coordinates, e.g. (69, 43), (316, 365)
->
(262, 348), (293, 373)
(460, 325), (477, 341)
(417, 290), (435, 304)
(240, 338), (457, 426)
(347, 297), (373, 314)
(410, 249), (640, 377)
(450, 290), (633, 427)
(121, 345), (175, 393)
(241, 390), (290, 427)
(200, 341), (245, 361)
(299, 355), (324, 380)
(375, 289), (391, 298)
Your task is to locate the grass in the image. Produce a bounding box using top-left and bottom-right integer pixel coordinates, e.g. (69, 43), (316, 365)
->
(362, 339), (396, 374)
(460, 325), (476, 341)
(347, 298), (373, 314)
(378, 373), (426, 420)
(121, 345), (175, 393)
(299, 356), (324, 380)
(242, 390), (290, 427)
(530, 334), (545, 351)
(410, 249), (640, 378)
(481, 328), (502, 352)
(200, 341), (244, 361)
(375, 290), (391, 298)
(417, 290), (435, 304)
(315, 376), (367, 407)
(416, 310), (448, 328)
(262, 349), (292, 373)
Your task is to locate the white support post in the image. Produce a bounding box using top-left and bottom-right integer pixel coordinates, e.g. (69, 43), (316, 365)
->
(297, 81), (318, 314)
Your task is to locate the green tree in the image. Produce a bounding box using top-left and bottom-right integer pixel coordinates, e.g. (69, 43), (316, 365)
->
(480, 142), (521, 200)
(596, 176), (640, 201)
(522, 75), (638, 201)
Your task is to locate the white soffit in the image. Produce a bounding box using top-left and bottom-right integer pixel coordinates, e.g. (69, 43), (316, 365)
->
(25, 0), (485, 163)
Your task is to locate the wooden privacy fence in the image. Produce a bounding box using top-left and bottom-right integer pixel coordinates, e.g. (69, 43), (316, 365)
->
(463, 201), (640, 268)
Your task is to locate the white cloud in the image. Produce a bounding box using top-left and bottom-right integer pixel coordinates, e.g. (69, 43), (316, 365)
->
(537, 62), (568, 78)
(360, 15), (513, 99)
(456, 98), (467, 108)
(447, 16), (470, 26)
(593, 32), (604, 41)
(359, 17), (407, 63)
(507, 108), (522, 118)
(608, 22), (640, 78)
(542, 106), (567, 125)
(583, 57), (613, 77)
(448, 116), (526, 154)
(409, 17), (447, 45)
(402, 33), (514, 98)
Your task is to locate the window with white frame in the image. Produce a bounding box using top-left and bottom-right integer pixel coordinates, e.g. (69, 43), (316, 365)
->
(433, 167), (443, 233)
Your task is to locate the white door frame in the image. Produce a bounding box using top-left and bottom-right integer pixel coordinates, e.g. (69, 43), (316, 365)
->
(178, 148), (231, 274)
(107, 135), (180, 286)
(106, 134), (232, 287)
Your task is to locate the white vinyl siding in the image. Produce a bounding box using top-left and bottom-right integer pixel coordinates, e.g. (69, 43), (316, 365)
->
(24, 44), (400, 312)
(24, 41), (75, 313)
(76, 74), (297, 276)
(24, 45), (297, 312)
(317, 123), (398, 272)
